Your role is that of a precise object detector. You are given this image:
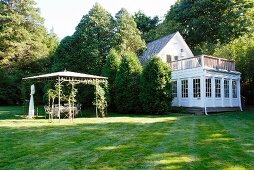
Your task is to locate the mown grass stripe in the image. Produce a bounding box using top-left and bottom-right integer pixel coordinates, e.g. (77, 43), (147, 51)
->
(193, 114), (253, 169)
(216, 113), (254, 159)
(84, 118), (177, 169)
(141, 115), (199, 170)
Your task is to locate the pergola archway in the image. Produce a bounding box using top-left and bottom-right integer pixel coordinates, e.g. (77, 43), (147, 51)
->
(22, 70), (108, 121)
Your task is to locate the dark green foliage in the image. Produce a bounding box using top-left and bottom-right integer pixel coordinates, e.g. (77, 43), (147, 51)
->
(213, 32), (254, 106)
(114, 8), (146, 55)
(93, 83), (108, 117)
(133, 10), (160, 43)
(53, 3), (114, 75)
(52, 3), (114, 107)
(170, 106), (188, 114)
(0, 0), (58, 105)
(101, 49), (121, 110)
(156, 0), (254, 50)
(140, 57), (172, 114)
(53, 36), (78, 71)
(0, 0), (54, 64)
(115, 52), (142, 113)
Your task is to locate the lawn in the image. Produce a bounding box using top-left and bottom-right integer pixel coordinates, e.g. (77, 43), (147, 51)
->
(0, 106), (253, 170)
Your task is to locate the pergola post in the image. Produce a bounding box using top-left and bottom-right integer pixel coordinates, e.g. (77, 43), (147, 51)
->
(58, 77), (61, 122)
(95, 81), (98, 118)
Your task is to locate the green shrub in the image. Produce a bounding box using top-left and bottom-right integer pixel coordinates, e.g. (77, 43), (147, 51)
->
(170, 106), (188, 114)
(93, 83), (108, 117)
(101, 49), (121, 111)
(115, 52), (142, 113)
(140, 57), (172, 114)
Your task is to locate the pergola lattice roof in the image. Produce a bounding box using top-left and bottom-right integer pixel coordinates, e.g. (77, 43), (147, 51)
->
(22, 70), (108, 82)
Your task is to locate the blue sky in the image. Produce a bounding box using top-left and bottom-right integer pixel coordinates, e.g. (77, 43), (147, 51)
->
(35, 0), (177, 39)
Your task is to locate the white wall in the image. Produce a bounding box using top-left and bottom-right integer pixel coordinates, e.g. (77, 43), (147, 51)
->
(171, 68), (241, 108)
(158, 32), (194, 63)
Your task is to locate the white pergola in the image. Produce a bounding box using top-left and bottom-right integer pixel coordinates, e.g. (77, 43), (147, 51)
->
(22, 70), (108, 121)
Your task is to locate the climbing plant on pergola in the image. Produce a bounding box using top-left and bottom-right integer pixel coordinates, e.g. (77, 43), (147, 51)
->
(22, 70), (108, 120)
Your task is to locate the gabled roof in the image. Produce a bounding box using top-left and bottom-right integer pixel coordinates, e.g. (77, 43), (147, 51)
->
(140, 32), (176, 65)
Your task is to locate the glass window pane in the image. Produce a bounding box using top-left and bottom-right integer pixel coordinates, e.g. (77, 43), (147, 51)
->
(206, 78), (211, 97)
(215, 79), (221, 98)
(172, 81), (177, 98)
(193, 78), (200, 98)
(181, 80), (188, 98)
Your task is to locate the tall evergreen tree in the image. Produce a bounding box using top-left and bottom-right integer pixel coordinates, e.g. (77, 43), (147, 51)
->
(140, 57), (172, 114)
(114, 8), (146, 55)
(53, 3), (114, 75)
(115, 52), (142, 113)
(101, 48), (121, 110)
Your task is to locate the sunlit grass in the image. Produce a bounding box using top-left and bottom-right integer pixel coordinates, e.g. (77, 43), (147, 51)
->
(0, 106), (253, 169)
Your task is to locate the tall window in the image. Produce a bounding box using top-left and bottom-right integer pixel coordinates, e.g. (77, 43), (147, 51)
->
(232, 80), (237, 98)
(215, 79), (221, 98)
(224, 80), (229, 98)
(167, 55), (172, 63)
(206, 78), (211, 97)
(181, 80), (188, 98)
(172, 81), (177, 98)
(193, 79), (200, 98)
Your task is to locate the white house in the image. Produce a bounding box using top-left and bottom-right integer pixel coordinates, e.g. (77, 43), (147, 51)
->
(140, 32), (242, 114)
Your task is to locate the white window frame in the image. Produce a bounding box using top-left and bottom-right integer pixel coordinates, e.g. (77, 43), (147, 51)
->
(181, 80), (188, 98)
(232, 80), (237, 98)
(206, 78), (211, 97)
(172, 81), (177, 98)
(167, 55), (172, 63)
(193, 78), (200, 98)
(224, 79), (229, 98)
(215, 79), (221, 98)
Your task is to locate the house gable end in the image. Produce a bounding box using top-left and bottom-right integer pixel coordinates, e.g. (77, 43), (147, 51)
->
(139, 32), (176, 65)
(140, 32), (194, 65)
(158, 32), (194, 63)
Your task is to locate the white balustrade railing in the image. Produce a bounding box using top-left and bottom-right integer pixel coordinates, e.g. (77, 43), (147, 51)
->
(169, 55), (235, 71)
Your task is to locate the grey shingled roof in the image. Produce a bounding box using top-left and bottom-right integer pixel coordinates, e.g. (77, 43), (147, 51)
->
(140, 32), (176, 65)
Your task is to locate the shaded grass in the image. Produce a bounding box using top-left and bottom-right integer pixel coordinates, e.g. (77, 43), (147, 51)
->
(0, 106), (253, 169)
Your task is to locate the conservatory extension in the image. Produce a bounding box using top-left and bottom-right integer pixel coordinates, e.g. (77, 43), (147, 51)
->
(170, 55), (242, 114)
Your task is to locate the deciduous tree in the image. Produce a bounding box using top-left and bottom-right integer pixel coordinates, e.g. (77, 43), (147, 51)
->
(133, 10), (159, 43)
(213, 33), (254, 106)
(156, 0), (254, 51)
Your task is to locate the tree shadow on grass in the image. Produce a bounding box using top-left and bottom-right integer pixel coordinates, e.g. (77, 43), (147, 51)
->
(0, 106), (25, 120)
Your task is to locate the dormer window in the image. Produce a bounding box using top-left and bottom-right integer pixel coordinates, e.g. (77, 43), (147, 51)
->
(166, 55), (172, 63)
